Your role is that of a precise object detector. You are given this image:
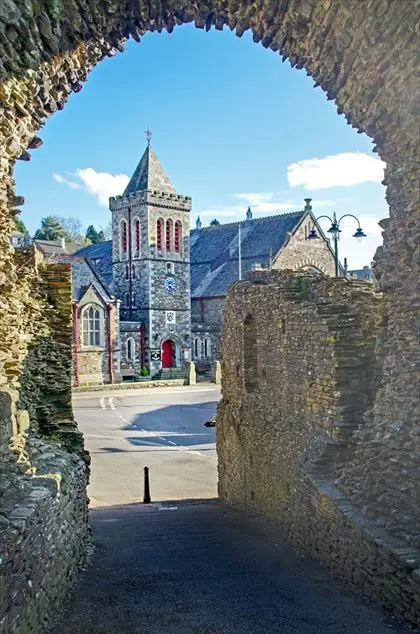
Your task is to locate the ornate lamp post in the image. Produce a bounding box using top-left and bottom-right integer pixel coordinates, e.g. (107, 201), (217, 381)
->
(307, 211), (366, 277)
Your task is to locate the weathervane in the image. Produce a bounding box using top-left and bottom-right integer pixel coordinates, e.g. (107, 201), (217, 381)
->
(145, 128), (152, 146)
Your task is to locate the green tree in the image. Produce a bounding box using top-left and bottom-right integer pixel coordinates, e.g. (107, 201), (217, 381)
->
(86, 225), (100, 244)
(210, 218), (220, 226)
(97, 230), (106, 243)
(34, 216), (70, 241)
(14, 217), (29, 235)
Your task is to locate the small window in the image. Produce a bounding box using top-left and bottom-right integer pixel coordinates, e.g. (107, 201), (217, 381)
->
(166, 262), (174, 275)
(121, 220), (127, 255)
(194, 337), (200, 359)
(125, 264), (129, 280)
(127, 338), (134, 361)
(156, 219), (163, 251)
(131, 292), (136, 308)
(134, 219), (141, 254)
(166, 219), (173, 252)
(174, 221), (182, 252)
(132, 264), (136, 280)
(204, 337), (211, 358)
(125, 293), (130, 308)
(82, 306), (102, 347)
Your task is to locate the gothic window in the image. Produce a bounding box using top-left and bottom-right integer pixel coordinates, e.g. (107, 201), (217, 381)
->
(166, 219), (173, 252)
(204, 337), (211, 358)
(174, 221), (182, 252)
(131, 292), (136, 308)
(194, 337), (200, 359)
(125, 264), (129, 280)
(134, 218), (141, 255)
(132, 264), (136, 280)
(166, 262), (174, 275)
(304, 225), (308, 239)
(82, 305), (102, 347)
(121, 220), (128, 256)
(126, 337), (135, 361)
(243, 314), (257, 393)
(156, 219), (163, 251)
(125, 293), (130, 308)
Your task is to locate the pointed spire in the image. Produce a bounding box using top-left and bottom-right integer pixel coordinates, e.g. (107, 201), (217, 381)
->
(124, 144), (177, 196)
(246, 206), (252, 220)
(196, 216), (202, 230)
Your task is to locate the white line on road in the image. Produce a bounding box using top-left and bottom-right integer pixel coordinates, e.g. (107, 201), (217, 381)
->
(109, 397), (115, 410)
(167, 440), (177, 445)
(100, 397), (106, 410)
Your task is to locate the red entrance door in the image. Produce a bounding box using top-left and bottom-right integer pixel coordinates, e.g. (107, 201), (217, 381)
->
(162, 340), (173, 369)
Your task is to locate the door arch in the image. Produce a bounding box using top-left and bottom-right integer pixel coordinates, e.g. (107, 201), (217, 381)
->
(161, 339), (174, 369)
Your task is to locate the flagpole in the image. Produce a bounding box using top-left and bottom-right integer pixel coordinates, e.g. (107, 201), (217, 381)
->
(238, 223), (242, 281)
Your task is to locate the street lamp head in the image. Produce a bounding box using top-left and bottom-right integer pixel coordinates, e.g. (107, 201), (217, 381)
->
(353, 227), (367, 243)
(307, 228), (320, 240)
(328, 221), (341, 240)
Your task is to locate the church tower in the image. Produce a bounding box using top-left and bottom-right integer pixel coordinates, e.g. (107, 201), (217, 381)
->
(109, 136), (192, 376)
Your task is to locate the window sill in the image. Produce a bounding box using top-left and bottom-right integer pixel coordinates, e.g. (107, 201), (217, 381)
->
(80, 346), (105, 352)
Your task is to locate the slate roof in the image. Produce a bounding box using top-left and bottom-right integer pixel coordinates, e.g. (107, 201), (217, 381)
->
(74, 211), (307, 299)
(51, 253), (114, 302)
(190, 211), (305, 297)
(34, 239), (79, 256)
(76, 240), (113, 288)
(124, 145), (177, 196)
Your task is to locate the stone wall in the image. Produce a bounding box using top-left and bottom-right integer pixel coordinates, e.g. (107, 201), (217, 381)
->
(0, 249), (89, 633)
(217, 271), (420, 626)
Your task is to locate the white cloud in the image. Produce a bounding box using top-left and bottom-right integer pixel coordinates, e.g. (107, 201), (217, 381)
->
(197, 192), (336, 221)
(287, 152), (386, 190)
(53, 168), (129, 206)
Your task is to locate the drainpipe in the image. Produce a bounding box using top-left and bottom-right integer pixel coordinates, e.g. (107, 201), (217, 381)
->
(140, 323), (145, 368)
(72, 302), (80, 387)
(128, 206), (133, 319)
(107, 303), (114, 384)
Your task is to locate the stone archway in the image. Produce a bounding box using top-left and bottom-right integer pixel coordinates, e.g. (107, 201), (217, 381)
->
(0, 2), (419, 629)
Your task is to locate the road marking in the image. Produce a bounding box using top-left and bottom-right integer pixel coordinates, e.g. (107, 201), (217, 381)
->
(167, 440), (177, 445)
(100, 397), (106, 410)
(158, 506), (178, 511)
(109, 397), (115, 410)
(158, 437), (166, 441)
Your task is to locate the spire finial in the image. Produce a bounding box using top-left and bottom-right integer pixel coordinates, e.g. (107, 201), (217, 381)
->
(196, 216), (202, 230)
(145, 128), (152, 146)
(246, 206), (252, 220)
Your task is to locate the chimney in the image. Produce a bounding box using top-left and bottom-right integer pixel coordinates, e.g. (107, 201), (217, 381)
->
(304, 198), (312, 212)
(61, 237), (66, 250)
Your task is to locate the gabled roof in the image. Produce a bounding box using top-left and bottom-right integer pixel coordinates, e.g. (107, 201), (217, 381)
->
(190, 211), (305, 297)
(75, 241), (113, 288)
(123, 145), (177, 196)
(50, 252), (114, 302)
(34, 239), (79, 256)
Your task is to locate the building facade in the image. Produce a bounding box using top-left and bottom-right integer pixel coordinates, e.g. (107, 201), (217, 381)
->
(68, 144), (353, 384)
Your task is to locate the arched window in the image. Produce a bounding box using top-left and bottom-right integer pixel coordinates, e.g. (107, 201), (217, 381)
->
(304, 225), (308, 239)
(134, 218), (141, 255)
(166, 219), (173, 252)
(131, 292), (136, 308)
(194, 337), (200, 359)
(243, 314), (257, 392)
(121, 220), (128, 256)
(166, 262), (174, 275)
(156, 219), (163, 251)
(132, 264), (136, 280)
(82, 305), (102, 347)
(174, 221), (182, 252)
(125, 264), (129, 280)
(204, 337), (211, 358)
(126, 337), (135, 361)
(125, 293), (130, 308)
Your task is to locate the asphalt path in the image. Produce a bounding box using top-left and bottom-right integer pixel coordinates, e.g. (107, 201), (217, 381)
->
(51, 385), (413, 634)
(73, 385), (219, 506)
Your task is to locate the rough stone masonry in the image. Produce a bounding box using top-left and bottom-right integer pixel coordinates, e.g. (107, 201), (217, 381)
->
(0, 0), (419, 631)
(217, 270), (420, 626)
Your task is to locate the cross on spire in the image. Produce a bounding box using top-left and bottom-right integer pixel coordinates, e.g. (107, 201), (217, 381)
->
(145, 128), (152, 146)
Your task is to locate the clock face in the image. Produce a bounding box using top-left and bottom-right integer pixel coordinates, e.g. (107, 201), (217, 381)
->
(164, 277), (177, 293)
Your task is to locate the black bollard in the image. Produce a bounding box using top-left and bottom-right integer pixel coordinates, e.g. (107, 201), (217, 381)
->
(143, 466), (151, 504)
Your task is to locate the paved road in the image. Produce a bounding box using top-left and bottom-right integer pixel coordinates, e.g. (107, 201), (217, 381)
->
(73, 385), (219, 506)
(52, 386), (410, 633)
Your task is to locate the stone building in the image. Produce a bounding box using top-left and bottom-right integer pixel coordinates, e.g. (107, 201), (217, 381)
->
(72, 144), (338, 383)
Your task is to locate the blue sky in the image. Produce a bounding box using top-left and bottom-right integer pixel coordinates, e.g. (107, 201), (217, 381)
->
(15, 24), (388, 268)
